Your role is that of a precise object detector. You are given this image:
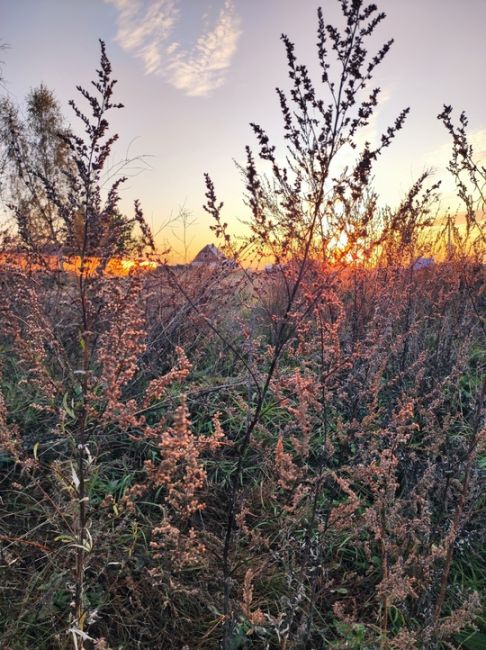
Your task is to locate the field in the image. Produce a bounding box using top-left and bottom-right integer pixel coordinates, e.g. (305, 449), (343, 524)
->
(1, 255), (484, 649)
(0, 1), (485, 648)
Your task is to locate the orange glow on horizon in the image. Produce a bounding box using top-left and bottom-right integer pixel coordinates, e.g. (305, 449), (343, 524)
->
(0, 253), (160, 276)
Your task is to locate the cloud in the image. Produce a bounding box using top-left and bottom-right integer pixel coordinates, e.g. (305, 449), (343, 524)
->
(106, 0), (242, 97)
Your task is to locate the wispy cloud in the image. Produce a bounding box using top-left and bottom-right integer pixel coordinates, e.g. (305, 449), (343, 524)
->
(106, 0), (242, 97)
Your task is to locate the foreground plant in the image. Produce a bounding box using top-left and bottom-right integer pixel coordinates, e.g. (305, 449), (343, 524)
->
(1, 42), (159, 649)
(198, 2), (485, 648)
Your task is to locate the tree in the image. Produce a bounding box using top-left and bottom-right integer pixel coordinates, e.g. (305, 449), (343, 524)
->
(0, 80), (141, 256)
(0, 85), (73, 249)
(0, 41), (6, 84)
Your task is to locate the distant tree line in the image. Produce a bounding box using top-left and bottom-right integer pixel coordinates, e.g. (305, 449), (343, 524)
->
(0, 72), (139, 256)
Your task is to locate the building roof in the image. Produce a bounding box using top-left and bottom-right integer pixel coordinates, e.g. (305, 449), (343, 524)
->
(192, 244), (225, 265)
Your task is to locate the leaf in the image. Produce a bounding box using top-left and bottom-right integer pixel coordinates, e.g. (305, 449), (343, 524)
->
(71, 463), (80, 490)
(456, 631), (486, 650)
(62, 392), (76, 419)
(54, 535), (76, 544)
(83, 529), (93, 552)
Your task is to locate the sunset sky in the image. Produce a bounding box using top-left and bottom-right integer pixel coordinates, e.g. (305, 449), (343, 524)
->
(1, 0), (485, 260)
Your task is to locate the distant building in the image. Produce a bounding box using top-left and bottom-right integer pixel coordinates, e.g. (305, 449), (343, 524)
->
(191, 244), (237, 268)
(412, 256), (434, 270)
(264, 263), (284, 273)
(191, 244), (226, 266)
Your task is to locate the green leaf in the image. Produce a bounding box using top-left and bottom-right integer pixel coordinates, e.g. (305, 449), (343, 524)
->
(62, 392), (76, 419)
(456, 631), (486, 650)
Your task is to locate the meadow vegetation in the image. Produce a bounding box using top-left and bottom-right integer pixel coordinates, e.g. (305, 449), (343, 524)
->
(0, 2), (484, 648)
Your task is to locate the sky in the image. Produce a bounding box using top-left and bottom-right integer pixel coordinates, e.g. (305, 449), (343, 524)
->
(1, 0), (485, 261)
